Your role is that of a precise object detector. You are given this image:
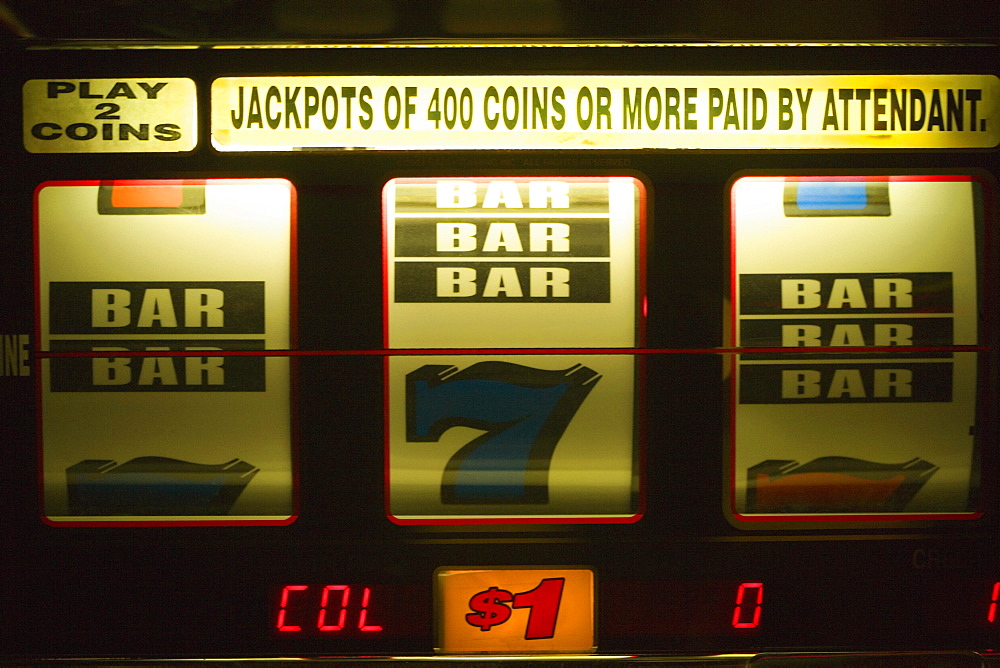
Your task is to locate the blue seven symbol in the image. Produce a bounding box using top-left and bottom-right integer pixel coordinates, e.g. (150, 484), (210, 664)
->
(406, 361), (600, 504)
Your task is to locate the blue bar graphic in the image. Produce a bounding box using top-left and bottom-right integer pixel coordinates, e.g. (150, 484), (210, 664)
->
(796, 182), (869, 210)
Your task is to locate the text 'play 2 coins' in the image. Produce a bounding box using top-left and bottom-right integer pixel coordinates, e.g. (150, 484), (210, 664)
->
(436, 568), (594, 654)
(24, 79), (197, 153)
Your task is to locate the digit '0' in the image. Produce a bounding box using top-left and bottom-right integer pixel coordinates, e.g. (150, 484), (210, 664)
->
(318, 585), (350, 631)
(732, 582), (763, 629)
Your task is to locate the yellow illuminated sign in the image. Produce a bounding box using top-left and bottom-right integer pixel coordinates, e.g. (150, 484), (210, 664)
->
(212, 75), (998, 150)
(436, 568), (594, 654)
(24, 78), (197, 153)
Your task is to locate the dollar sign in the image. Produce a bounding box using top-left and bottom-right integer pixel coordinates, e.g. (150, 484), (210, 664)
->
(466, 586), (514, 631)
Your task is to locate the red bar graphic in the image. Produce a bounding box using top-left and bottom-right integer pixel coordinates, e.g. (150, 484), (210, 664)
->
(746, 457), (937, 513)
(110, 181), (185, 208)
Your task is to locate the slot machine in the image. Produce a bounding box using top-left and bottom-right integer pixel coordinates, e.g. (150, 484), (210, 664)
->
(2, 3), (999, 665)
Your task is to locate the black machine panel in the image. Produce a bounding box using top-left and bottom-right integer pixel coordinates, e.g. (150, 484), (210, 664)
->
(1, 32), (998, 665)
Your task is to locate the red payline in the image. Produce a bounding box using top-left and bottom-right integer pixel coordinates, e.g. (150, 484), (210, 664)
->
(33, 344), (989, 357)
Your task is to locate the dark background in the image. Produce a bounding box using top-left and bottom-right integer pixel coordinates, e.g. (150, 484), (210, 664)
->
(2, 0), (998, 42)
(2, 1), (998, 662)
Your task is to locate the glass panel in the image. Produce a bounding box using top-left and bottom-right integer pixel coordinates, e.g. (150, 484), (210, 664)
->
(730, 175), (984, 523)
(36, 179), (296, 524)
(383, 177), (643, 523)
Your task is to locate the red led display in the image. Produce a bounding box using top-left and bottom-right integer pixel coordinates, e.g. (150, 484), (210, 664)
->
(272, 578), (1000, 645)
(600, 580), (768, 639)
(732, 582), (764, 629)
(276, 585), (309, 631)
(909, 578), (1000, 633)
(989, 582), (999, 624)
(278, 585), (382, 633)
(273, 584), (429, 638)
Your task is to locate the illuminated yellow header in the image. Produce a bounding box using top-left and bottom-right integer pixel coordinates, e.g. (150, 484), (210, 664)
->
(211, 74), (999, 150)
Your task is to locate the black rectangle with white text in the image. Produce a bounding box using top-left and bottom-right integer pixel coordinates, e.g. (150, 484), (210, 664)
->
(49, 281), (266, 335)
(394, 262), (610, 302)
(739, 362), (953, 403)
(739, 273), (952, 315)
(48, 339), (266, 392)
